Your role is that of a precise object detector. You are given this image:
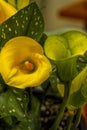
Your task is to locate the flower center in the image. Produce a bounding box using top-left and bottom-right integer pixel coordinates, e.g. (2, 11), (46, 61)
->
(20, 60), (35, 74)
(24, 61), (34, 71)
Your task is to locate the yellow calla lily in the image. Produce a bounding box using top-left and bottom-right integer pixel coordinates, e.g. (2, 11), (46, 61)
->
(0, 0), (17, 23)
(0, 36), (52, 89)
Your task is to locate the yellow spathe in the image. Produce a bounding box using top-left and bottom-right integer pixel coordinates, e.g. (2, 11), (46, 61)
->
(0, 36), (52, 89)
(0, 0), (17, 23)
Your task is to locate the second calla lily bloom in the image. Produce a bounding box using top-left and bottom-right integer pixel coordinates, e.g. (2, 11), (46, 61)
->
(44, 31), (87, 82)
(0, 36), (52, 89)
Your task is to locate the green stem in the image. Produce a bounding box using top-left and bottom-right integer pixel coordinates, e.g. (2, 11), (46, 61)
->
(71, 108), (82, 130)
(49, 81), (71, 130)
(67, 114), (74, 130)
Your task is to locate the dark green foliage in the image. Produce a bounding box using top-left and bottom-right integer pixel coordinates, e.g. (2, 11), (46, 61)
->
(0, 2), (44, 48)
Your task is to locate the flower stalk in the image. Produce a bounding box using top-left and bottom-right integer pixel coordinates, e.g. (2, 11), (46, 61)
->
(67, 113), (74, 130)
(49, 81), (71, 130)
(71, 108), (82, 130)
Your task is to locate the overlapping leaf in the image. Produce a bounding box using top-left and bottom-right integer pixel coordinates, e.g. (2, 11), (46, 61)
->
(12, 112), (41, 130)
(0, 87), (29, 121)
(67, 66), (87, 110)
(0, 2), (44, 48)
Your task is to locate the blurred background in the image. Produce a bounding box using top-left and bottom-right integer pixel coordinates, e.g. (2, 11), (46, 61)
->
(31, 0), (86, 33)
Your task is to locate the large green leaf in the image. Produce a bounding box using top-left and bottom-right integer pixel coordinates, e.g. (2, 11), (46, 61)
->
(0, 87), (29, 121)
(12, 112), (41, 130)
(66, 66), (87, 110)
(70, 66), (87, 94)
(58, 66), (87, 96)
(67, 82), (87, 110)
(67, 89), (86, 110)
(0, 2), (44, 48)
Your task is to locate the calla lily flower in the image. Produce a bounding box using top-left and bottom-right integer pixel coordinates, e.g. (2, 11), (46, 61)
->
(44, 30), (87, 111)
(44, 30), (87, 82)
(0, 0), (17, 23)
(0, 36), (52, 89)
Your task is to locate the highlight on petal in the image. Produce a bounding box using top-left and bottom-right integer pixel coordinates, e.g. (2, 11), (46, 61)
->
(0, 0), (17, 23)
(0, 36), (52, 89)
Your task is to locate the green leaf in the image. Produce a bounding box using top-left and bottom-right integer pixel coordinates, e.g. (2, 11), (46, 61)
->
(56, 55), (78, 82)
(81, 81), (87, 99)
(0, 2), (44, 48)
(39, 33), (47, 47)
(58, 66), (87, 96)
(70, 66), (87, 94)
(67, 82), (87, 110)
(12, 112), (41, 130)
(67, 70), (87, 110)
(31, 95), (40, 115)
(67, 90), (86, 110)
(3, 116), (15, 126)
(0, 87), (29, 121)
